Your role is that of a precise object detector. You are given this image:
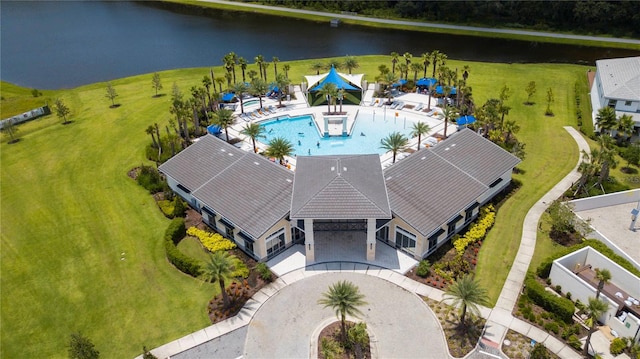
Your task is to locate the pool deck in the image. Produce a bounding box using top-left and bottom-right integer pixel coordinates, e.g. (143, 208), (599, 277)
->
(228, 85), (455, 170)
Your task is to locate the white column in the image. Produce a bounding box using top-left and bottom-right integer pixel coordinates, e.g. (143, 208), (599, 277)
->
(366, 218), (376, 261)
(304, 218), (315, 263)
(342, 116), (347, 136)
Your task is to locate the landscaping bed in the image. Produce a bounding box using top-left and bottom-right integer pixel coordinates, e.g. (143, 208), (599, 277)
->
(424, 297), (484, 358)
(317, 321), (371, 359)
(502, 329), (560, 359)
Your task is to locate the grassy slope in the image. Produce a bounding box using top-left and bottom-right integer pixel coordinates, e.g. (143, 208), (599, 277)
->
(1, 57), (595, 356)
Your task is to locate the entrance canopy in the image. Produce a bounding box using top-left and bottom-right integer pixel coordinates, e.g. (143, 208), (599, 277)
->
(306, 66), (363, 92)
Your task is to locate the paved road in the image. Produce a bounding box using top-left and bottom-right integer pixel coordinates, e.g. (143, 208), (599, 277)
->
(198, 0), (640, 45)
(243, 271), (447, 359)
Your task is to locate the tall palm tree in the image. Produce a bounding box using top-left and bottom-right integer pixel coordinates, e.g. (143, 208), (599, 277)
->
(594, 268), (611, 300)
(343, 56), (359, 74)
(390, 51), (399, 75)
(444, 274), (489, 327)
(410, 62), (423, 82)
(380, 132), (409, 163)
(595, 106), (617, 136)
(272, 56), (279, 77)
(594, 135), (619, 190)
(617, 113), (635, 141)
(238, 57), (248, 83)
(403, 52), (413, 66)
(265, 137), (293, 165)
(254, 54), (265, 80)
(461, 65), (471, 83)
(232, 82), (249, 114)
(262, 60), (270, 82)
(426, 82), (437, 111)
(273, 73), (290, 108)
(211, 108), (235, 143)
(431, 50), (442, 77)
(146, 125), (159, 149)
(398, 63), (408, 80)
(318, 82), (338, 114)
(583, 297), (609, 357)
(503, 119), (520, 144)
(202, 75), (212, 106)
(240, 122), (265, 153)
(381, 72), (398, 103)
(421, 52), (431, 79)
(250, 78), (268, 109)
(318, 280), (367, 343)
(201, 251), (236, 308)
(410, 121), (431, 151)
(311, 62), (325, 75)
(282, 64), (291, 79)
(442, 105), (459, 138)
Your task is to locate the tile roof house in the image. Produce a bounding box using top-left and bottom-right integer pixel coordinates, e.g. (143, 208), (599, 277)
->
(159, 129), (520, 262)
(590, 56), (640, 131)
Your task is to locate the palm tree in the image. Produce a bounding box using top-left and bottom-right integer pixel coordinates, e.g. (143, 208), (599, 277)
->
(272, 56), (279, 77)
(421, 52), (431, 79)
(444, 274), (489, 327)
(238, 57), (248, 83)
(211, 108), (235, 143)
(594, 135), (618, 190)
(240, 122), (265, 153)
(595, 106), (617, 136)
(583, 297), (609, 357)
(273, 73), (290, 108)
(380, 132), (409, 163)
(594, 268), (611, 300)
(202, 75), (213, 107)
(381, 72), (398, 103)
(410, 121), (431, 151)
(318, 280), (367, 343)
(262, 60), (270, 82)
(232, 82), (249, 114)
(430, 50), (445, 77)
(390, 51), (399, 75)
(254, 54), (265, 80)
(250, 78), (268, 109)
(318, 82), (338, 114)
(617, 113), (635, 141)
(503, 119), (520, 144)
(343, 56), (359, 74)
(442, 105), (459, 138)
(426, 82), (437, 111)
(311, 62), (325, 75)
(146, 125), (159, 149)
(410, 62), (422, 82)
(265, 137), (293, 165)
(201, 251), (236, 308)
(282, 64), (291, 79)
(397, 63), (408, 80)
(403, 52), (413, 66)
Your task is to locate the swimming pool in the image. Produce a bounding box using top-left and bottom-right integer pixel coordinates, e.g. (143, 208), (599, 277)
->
(243, 99), (260, 107)
(260, 112), (416, 156)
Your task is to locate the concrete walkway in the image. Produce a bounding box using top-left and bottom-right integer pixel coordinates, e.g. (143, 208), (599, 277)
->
(478, 126), (590, 359)
(142, 127), (592, 359)
(198, 0), (640, 45)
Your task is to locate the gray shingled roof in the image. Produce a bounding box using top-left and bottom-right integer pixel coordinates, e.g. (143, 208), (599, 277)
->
(385, 129), (520, 236)
(290, 155), (391, 219)
(159, 135), (294, 239)
(430, 129), (521, 186)
(596, 56), (640, 101)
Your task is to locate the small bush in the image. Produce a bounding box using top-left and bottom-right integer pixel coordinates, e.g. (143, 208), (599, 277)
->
(136, 165), (166, 194)
(157, 200), (175, 218)
(610, 337), (627, 355)
(173, 197), (186, 217)
(230, 256), (249, 279)
(525, 275), (575, 323)
(256, 262), (273, 282)
(567, 335), (581, 350)
(187, 227), (236, 253)
(554, 285), (562, 293)
(544, 322), (559, 334)
(565, 292), (572, 300)
(416, 260), (431, 277)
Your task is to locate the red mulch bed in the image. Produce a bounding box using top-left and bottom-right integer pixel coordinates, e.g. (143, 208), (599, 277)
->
(317, 321), (371, 359)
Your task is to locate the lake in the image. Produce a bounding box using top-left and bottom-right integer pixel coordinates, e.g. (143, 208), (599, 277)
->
(1, 1), (638, 89)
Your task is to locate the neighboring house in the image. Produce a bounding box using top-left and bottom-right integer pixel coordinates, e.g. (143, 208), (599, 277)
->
(549, 246), (640, 344)
(590, 56), (640, 133)
(159, 129), (520, 263)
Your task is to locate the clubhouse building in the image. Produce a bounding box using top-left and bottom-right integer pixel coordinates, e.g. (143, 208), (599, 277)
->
(159, 129), (520, 263)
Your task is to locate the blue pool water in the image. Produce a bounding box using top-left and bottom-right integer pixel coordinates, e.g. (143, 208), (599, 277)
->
(260, 113), (416, 156)
(243, 99), (260, 107)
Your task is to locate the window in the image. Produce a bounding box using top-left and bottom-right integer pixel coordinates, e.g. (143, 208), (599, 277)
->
(625, 101), (632, 106)
(428, 228), (444, 253)
(489, 178), (503, 188)
(291, 227), (305, 244)
(238, 232), (254, 254)
(176, 184), (191, 194)
(395, 226), (416, 254)
(465, 202), (479, 223)
(608, 99), (616, 108)
(266, 228), (286, 258)
(447, 215), (462, 237)
(219, 218), (235, 237)
(376, 225), (389, 242)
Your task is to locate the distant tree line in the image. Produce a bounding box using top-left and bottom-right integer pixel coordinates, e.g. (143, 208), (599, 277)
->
(255, 0), (640, 37)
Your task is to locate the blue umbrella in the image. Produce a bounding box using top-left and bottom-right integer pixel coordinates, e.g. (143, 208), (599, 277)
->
(436, 86), (457, 95)
(221, 93), (235, 102)
(207, 125), (222, 135)
(456, 115), (476, 126)
(416, 77), (437, 87)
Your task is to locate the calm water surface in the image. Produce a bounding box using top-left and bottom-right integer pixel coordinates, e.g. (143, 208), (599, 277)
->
(2, 1), (639, 89)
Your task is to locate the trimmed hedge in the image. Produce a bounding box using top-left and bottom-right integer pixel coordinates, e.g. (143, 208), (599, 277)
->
(524, 275), (575, 323)
(164, 218), (202, 277)
(536, 239), (640, 279)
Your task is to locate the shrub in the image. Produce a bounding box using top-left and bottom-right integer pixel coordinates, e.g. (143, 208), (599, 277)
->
(544, 322), (559, 334)
(187, 227), (236, 253)
(136, 165), (166, 194)
(565, 292), (572, 300)
(230, 256), (249, 279)
(554, 285), (562, 294)
(256, 262), (273, 282)
(172, 197), (186, 217)
(524, 275), (575, 323)
(530, 342), (551, 359)
(453, 205), (495, 255)
(157, 200), (175, 218)
(416, 260), (431, 277)
(567, 335), (581, 350)
(610, 337), (627, 355)
(164, 218), (201, 277)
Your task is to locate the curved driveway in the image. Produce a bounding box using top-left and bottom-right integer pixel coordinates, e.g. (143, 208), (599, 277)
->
(243, 272), (447, 359)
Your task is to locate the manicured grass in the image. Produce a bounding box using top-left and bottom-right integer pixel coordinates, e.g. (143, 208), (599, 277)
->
(167, 0), (640, 50)
(0, 56), (605, 356)
(177, 237), (210, 264)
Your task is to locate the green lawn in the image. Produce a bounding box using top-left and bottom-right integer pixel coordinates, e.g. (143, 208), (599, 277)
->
(0, 56), (603, 357)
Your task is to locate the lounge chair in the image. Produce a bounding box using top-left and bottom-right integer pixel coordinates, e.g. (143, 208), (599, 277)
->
(369, 98), (377, 106)
(396, 102), (405, 110)
(415, 103), (424, 111)
(391, 102), (400, 109)
(377, 100), (385, 107)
